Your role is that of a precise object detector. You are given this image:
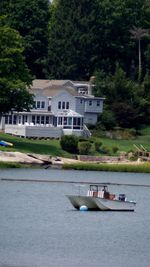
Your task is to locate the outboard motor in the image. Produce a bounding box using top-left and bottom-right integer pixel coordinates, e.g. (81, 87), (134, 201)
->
(119, 194), (126, 201)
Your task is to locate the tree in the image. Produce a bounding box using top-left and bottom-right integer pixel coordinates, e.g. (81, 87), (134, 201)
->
(93, 66), (141, 128)
(137, 73), (150, 125)
(1, 0), (50, 78)
(46, 0), (150, 80)
(47, 0), (99, 79)
(130, 26), (149, 81)
(0, 17), (33, 114)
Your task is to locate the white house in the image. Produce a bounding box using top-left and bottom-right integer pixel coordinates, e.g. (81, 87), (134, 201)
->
(0, 79), (105, 138)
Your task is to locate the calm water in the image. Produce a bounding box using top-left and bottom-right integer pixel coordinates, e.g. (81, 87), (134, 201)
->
(0, 169), (150, 267)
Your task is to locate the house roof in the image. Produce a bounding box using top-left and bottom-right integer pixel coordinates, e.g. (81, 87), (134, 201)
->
(30, 79), (89, 90)
(31, 85), (78, 97)
(30, 79), (70, 89)
(43, 85), (78, 97)
(29, 79), (104, 99)
(30, 80), (79, 97)
(55, 109), (83, 117)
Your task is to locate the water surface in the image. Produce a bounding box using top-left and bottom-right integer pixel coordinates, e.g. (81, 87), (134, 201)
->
(0, 169), (150, 267)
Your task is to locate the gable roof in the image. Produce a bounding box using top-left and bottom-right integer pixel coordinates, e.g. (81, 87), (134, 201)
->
(30, 79), (72, 90)
(30, 79), (80, 97)
(43, 85), (78, 97)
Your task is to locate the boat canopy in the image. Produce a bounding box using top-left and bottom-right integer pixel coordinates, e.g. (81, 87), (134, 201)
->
(89, 184), (108, 192)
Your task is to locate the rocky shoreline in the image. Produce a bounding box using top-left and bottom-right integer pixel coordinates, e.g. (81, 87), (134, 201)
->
(0, 151), (144, 167)
(0, 151), (80, 168)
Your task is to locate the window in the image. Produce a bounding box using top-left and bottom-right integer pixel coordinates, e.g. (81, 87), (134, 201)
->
(41, 101), (45, 109)
(66, 102), (69, 109)
(32, 116), (35, 124)
(68, 117), (72, 125)
(23, 115), (28, 124)
(48, 105), (51, 111)
(64, 117), (67, 125)
(80, 99), (83, 104)
(73, 117), (77, 125)
(58, 117), (62, 125)
(77, 118), (81, 125)
(89, 100), (92, 106)
(24, 115), (28, 123)
(46, 116), (49, 124)
(37, 101), (40, 108)
(58, 101), (61, 109)
(97, 100), (100, 106)
(5, 116), (8, 124)
(13, 115), (17, 125)
(62, 102), (65, 109)
(18, 115), (21, 124)
(41, 116), (45, 124)
(36, 116), (40, 124)
(9, 116), (12, 124)
(33, 101), (36, 108)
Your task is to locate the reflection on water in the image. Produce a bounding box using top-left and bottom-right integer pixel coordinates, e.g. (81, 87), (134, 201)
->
(0, 169), (150, 267)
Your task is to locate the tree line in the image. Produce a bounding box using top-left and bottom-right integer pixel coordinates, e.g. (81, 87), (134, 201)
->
(0, 0), (150, 128)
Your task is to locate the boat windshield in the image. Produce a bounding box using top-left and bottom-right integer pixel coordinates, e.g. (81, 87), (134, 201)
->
(89, 184), (108, 192)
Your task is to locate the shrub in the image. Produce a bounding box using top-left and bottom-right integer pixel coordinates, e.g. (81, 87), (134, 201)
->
(60, 135), (78, 153)
(94, 141), (103, 152)
(112, 146), (119, 154)
(101, 145), (111, 154)
(78, 141), (92, 155)
(78, 136), (88, 142)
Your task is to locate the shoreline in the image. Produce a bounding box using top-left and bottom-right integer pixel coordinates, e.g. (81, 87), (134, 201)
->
(0, 151), (150, 173)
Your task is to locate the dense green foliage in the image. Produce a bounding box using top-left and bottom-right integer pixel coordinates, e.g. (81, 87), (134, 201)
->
(94, 66), (150, 129)
(60, 135), (78, 153)
(0, 17), (33, 114)
(78, 141), (92, 155)
(47, 0), (149, 80)
(1, 0), (149, 80)
(0, 0), (50, 78)
(47, 0), (100, 79)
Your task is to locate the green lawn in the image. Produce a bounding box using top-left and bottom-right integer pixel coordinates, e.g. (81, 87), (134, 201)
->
(0, 126), (150, 156)
(91, 126), (150, 153)
(0, 133), (70, 157)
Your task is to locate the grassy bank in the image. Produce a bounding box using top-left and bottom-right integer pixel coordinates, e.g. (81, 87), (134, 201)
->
(0, 127), (150, 157)
(63, 162), (150, 173)
(0, 161), (43, 169)
(0, 161), (22, 168)
(0, 133), (70, 157)
(91, 126), (150, 153)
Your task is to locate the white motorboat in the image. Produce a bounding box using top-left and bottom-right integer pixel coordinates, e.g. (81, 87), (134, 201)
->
(67, 184), (136, 211)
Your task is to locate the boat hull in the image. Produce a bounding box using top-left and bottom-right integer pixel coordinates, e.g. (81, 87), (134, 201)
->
(66, 195), (136, 211)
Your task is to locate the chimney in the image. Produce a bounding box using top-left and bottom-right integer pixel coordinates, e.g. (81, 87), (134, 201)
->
(88, 76), (95, 95)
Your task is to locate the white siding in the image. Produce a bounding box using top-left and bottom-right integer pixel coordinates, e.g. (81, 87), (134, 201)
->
(33, 94), (49, 111)
(84, 113), (98, 125)
(5, 125), (26, 136)
(84, 99), (103, 113)
(51, 91), (75, 113)
(0, 117), (5, 130)
(5, 125), (62, 138)
(75, 98), (85, 115)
